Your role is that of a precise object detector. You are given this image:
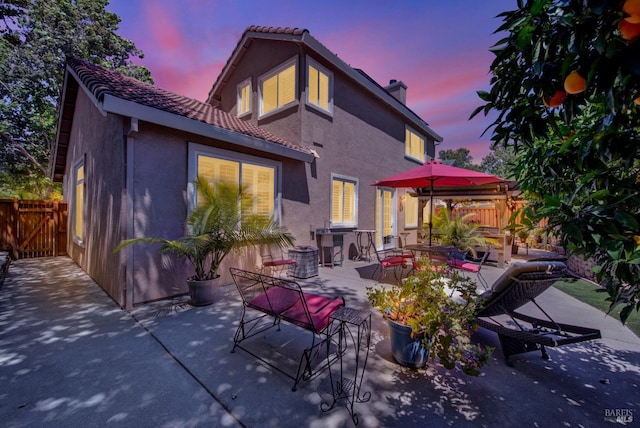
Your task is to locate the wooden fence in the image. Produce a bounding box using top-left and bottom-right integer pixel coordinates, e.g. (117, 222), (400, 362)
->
(0, 199), (68, 259)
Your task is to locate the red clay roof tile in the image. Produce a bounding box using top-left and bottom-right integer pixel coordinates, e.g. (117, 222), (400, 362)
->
(67, 58), (312, 156)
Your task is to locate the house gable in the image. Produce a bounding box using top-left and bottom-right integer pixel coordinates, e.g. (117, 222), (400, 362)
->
(207, 25), (442, 145)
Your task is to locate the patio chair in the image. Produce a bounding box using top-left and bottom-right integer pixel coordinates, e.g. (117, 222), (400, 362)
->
(261, 247), (296, 277)
(447, 246), (492, 289)
(373, 247), (417, 282)
(476, 260), (601, 366)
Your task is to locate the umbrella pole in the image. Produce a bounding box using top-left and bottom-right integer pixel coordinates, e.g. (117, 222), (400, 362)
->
(429, 183), (434, 246)
(417, 197), (426, 244)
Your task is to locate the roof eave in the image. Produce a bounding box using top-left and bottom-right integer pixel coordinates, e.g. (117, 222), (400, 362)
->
(102, 94), (315, 163)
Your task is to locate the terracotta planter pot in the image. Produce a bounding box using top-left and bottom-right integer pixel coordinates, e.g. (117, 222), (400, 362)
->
(388, 319), (429, 369)
(187, 277), (219, 306)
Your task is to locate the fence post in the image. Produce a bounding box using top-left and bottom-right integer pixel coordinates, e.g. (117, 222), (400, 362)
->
(53, 200), (59, 257)
(10, 198), (19, 259)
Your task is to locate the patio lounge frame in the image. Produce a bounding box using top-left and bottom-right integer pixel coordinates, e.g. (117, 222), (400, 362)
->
(477, 260), (602, 366)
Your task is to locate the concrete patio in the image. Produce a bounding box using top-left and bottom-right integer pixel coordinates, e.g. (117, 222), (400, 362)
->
(1, 254), (638, 427)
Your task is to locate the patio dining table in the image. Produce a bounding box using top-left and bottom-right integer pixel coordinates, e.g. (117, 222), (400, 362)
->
(403, 244), (457, 264)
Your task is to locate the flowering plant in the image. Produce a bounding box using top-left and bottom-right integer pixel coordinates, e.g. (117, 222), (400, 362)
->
(367, 260), (492, 375)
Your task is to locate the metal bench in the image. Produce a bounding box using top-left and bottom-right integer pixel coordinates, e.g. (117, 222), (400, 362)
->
(230, 268), (345, 391)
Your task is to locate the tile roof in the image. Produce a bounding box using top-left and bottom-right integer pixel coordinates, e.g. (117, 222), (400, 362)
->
(66, 58), (312, 156)
(244, 25), (307, 36)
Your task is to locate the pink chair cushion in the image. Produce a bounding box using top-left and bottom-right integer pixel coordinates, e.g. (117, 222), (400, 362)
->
(382, 256), (406, 267)
(448, 259), (480, 272)
(264, 259), (296, 267)
(249, 286), (299, 314)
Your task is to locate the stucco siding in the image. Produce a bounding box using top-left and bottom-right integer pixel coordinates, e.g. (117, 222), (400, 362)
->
(64, 89), (126, 305)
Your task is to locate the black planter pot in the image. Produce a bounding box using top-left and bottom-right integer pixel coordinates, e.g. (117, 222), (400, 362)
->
(388, 319), (429, 369)
(187, 277), (219, 306)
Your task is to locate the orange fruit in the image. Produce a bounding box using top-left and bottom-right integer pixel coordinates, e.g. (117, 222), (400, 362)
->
(619, 19), (640, 41)
(635, 97), (640, 105)
(543, 90), (566, 108)
(564, 71), (586, 94)
(623, 0), (640, 23)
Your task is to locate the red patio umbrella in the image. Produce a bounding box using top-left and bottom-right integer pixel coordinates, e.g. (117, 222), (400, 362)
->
(372, 161), (506, 245)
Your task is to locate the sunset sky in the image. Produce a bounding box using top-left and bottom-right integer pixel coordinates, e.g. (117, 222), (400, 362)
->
(106, 0), (514, 163)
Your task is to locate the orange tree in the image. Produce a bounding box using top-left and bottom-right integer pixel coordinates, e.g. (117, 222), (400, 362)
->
(472, 0), (640, 322)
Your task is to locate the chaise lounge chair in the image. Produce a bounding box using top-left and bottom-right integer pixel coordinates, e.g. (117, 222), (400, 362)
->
(476, 260), (601, 366)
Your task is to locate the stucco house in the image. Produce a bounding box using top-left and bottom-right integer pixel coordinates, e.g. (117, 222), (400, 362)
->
(50, 26), (442, 309)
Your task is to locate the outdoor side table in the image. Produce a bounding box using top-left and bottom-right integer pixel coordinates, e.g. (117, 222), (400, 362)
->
(321, 306), (371, 425)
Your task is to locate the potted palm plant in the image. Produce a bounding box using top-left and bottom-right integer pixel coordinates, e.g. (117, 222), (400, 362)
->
(367, 260), (492, 375)
(115, 176), (295, 306)
(432, 208), (488, 257)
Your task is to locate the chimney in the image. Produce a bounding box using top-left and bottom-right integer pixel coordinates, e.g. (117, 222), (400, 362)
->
(385, 79), (407, 104)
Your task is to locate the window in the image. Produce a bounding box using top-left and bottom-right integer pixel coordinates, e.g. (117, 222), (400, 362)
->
(331, 174), (358, 227)
(306, 57), (333, 114)
(72, 159), (85, 243)
(189, 144), (281, 220)
(259, 57), (297, 117)
(405, 127), (425, 163)
(405, 193), (418, 228)
(237, 78), (252, 116)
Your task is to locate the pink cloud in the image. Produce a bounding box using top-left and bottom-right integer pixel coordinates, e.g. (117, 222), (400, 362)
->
(141, 1), (187, 52)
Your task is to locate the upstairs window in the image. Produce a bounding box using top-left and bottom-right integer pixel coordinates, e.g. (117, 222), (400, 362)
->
(306, 57), (333, 114)
(331, 174), (358, 227)
(259, 57), (297, 117)
(405, 127), (425, 163)
(237, 78), (252, 117)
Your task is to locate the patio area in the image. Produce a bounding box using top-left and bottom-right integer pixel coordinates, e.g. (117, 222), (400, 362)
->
(1, 255), (639, 427)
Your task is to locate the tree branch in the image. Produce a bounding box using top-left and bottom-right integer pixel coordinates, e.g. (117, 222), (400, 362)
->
(1, 132), (48, 176)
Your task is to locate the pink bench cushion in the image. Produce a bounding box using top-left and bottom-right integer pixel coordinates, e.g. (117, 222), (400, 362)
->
(248, 286), (299, 314)
(448, 259), (480, 272)
(281, 293), (344, 332)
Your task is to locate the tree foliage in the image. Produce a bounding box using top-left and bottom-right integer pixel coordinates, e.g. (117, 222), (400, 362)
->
(0, 0), (152, 199)
(438, 148), (481, 171)
(479, 145), (517, 179)
(472, 0), (640, 321)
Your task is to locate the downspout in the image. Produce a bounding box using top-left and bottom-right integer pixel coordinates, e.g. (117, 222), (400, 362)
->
(124, 117), (138, 310)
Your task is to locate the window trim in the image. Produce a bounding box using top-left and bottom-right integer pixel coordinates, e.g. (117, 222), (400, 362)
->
(305, 56), (334, 116)
(258, 56), (299, 119)
(187, 143), (283, 223)
(236, 77), (252, 117)
(72, 157), (85, 245)
(405, 125), (426, 163)
(330, 173), (358, 228)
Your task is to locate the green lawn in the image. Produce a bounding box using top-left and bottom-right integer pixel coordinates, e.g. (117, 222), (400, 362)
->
(553, 279), (640, 338)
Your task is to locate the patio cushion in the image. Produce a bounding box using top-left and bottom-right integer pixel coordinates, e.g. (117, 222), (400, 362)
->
(263, 259), (296, 267)
(248, 286), (299, 314)
(448, 259), (480, 272)
(381, 256), (406, 267)
(281, 293), (344, 332)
